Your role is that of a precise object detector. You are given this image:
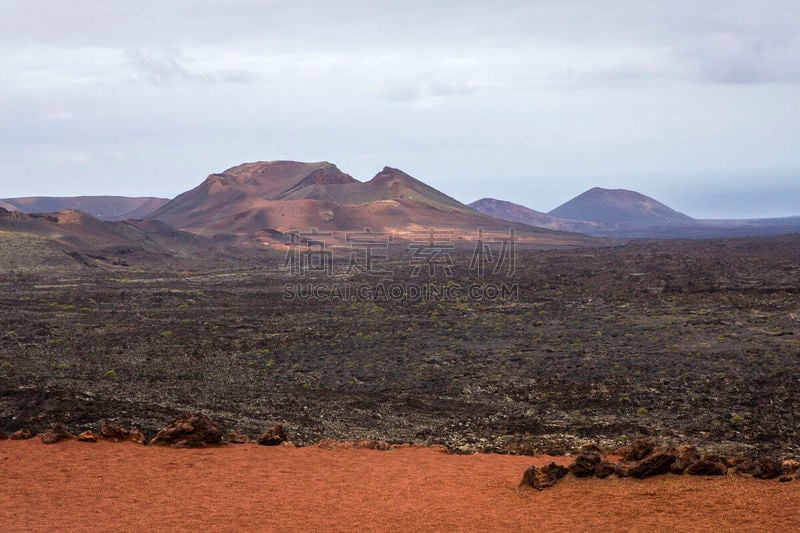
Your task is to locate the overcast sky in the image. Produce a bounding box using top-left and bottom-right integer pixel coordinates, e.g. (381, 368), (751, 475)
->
(2, 0), (800, 218)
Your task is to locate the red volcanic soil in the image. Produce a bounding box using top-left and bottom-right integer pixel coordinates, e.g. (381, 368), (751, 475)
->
(1, 440), (797, 532)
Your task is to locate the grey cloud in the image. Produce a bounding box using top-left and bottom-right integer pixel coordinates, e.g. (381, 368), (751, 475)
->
(124, 49), (207, 86)
(38, 112), (76, 122)
(382, 79), (490, 103)
(683, 35), (800, 84)
(5, 1), (800, 88)
(123, 49), (258, 86)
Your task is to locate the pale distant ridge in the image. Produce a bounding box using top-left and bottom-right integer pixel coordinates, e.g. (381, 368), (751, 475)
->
(2, 196), (169, 221)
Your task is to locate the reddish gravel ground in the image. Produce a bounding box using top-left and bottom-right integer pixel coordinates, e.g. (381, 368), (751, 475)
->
(1, 440), (798, 532)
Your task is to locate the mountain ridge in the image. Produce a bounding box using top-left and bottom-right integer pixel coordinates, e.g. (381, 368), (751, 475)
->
(1, 196), (169, 221)
(468, 198), (616, 235)
(471, 191), (800, 238)
(146, 161), (594, 248)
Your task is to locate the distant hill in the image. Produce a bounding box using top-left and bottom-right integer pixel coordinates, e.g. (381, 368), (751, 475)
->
(468, 198), (615, 235)
(472, 192), (800, 239)
(469, 198), (556, 227)
(549, 187), (695, 227)
(148, 161), (596, 248)
(2, 196), (169, 221)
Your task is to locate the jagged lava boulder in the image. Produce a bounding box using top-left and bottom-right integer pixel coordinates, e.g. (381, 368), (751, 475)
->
(150, 413), (223, 448)
(354, 439), (392, 451)
(751, 458), (783, 480)
(227, 431), (250, 444)
(10, 428), (32, 440)
(99, 421), (146, 444)
(520, 462), (570, 490)
(76, 430), (98, 442)
(40, 423), (73, 444)
(595, 461), (617, 479)
(686, 459), (728, 476)
(569, 453), (602, 478)
(668, 445), (701, 474)
(624, 438), (655, 462)
(257, 424), (287, 446)
(627, 453), (676, 479)
(781, 460), (800, 480)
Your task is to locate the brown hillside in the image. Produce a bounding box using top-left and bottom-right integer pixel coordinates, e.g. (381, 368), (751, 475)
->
(0, 207), (242, 268)
(148, 161), (595, 248)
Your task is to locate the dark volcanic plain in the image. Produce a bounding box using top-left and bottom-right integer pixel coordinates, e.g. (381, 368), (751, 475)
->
(1, 235), (799, 457)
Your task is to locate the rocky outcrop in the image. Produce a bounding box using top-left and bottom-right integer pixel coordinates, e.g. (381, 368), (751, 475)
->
(257, 424), (287, 446)
(519, 462), (569, 490)
(520, 438), (800, 490)
(781, 460), (800, 482)
(781, 460), (800, 475)
(595, 461), (616, 479)
(77, 430), (98, 442)
(628, 453), (676, 479)
(10, 428), (32, 440)
(668, 445), (701, 474)
(751, 458), (783, 480)
(227, 431), (250, 444)
(624, 438), (655, 462)
(685, 459), (728, 476)
(150, 413), (223, 448)
(99, 422), (146, 444)
(354, 440), (392, 451)
(569, 453), (602, 478)
(40, 423), (73, 444)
